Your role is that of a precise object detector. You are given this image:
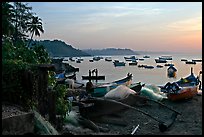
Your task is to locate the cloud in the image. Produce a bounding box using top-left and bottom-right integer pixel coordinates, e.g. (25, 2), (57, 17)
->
(167, 16), (202, 32)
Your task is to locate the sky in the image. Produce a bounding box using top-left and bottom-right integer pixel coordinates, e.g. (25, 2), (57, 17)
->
(28, 2), (202, 53)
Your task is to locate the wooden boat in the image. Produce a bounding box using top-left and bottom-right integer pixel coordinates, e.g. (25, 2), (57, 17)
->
(138, 64), (147, 68)
(192, 59), (202, 62)
(90, 74), (134, 97)
(181, 58), (187, 62)
(165, 63), (174, 66)
(143, 55), (150, 58)
(129, 61), (138, 66)
(156, 65), (163, 68)
(161, 85), (198, 101)
(76, 60), (81, 63)
(92, 82), (143, 97)
(167, 65), (177, 78)
(155, 58), (167, 63)
(93, 56), (101, 61)
(77, 93), (147, 119)
(113, 60), (125, 67)
(138, 58), (144, 61)
(75, 93), (181, 132)
(160, 68), (201, 101)
(124, 56), (137, 61)
(159, 55), (172, 60)
(105, 57), (112, 62)
(144, 65), (154, 69)
(175, 67), (201, 87)
(185, 61), (196, 64)
(55, 72), (76, 84)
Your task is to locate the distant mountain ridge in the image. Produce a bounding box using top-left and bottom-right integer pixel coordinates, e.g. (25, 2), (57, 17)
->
(35, 40), (90, 57)
(83, 48), (140, 56)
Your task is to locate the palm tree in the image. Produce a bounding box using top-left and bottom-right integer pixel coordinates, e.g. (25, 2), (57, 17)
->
(27, 16), (44, 47)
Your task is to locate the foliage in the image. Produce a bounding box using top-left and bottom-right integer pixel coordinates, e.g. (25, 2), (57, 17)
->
(54, 84), (70, 120)
(2, 2), (70, 124)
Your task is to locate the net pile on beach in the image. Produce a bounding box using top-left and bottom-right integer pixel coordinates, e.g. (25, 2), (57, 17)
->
(104, 85), (136, 99)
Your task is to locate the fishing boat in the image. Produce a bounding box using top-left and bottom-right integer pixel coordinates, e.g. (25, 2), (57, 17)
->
(55, 72), (76, 84)
(160, 83), (198, 101)
(124, 56), (137, 61)
(159, 55), (172, 60)
(164, 63), (174, 66)
(192, 59), (202, 62)
(105, 57), (112, 62)
(139, 58), (145, 61)
(93, 56), (101, 61)
(113, 60), (126, 67)
(138, 64), (147, 68)
(76, 59), (81, 63)
(129, 60), (138, 66)
(144, 65), (154, 69)
(143, 55), (150, 58)
(90, 73), (134, 97)
(76, 94), (146, 119)
(75, 93), (181, 132)
(181, 58), (188, 62)
(156, 65), (163, 68)
(167, 65), (177, 78)
(160, 68), (201, 101)
(155, 58), (167, 63)
(185, 61), (196, 64)
(176, 67), (201, 87)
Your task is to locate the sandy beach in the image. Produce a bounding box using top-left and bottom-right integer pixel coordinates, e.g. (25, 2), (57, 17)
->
(62, 93), (202, 135)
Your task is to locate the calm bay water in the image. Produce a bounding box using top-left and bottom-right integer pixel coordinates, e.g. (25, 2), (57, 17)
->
(64, 52), (202, 86)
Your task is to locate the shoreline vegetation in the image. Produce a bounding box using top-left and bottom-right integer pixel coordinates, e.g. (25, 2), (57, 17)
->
(2, 2), (202, 135)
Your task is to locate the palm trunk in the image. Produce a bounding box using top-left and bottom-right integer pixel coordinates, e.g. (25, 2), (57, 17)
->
(27, 31), (34, 47)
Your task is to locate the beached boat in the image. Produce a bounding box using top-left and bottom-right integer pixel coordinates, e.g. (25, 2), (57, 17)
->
(175, 68), (201, 87)
(160, 68), (201, 101)
(160, 84), (198, 101)
(55, 72), (76, 84)
(90, 74), (134, 97)
(155, 58), (167, 63)
(167, 65), (177, 78)
(77, 94), (146, 119)
(113, 60), (126, 67)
